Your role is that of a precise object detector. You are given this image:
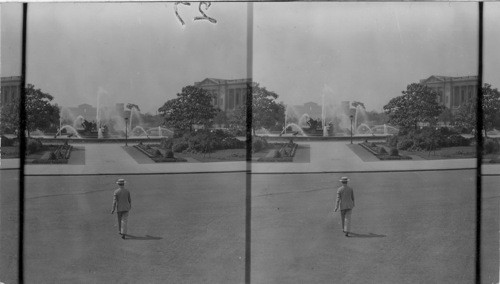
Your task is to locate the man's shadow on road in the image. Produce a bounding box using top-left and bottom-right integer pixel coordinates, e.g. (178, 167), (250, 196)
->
(124, 234), (162, 240)
(348, 232), (386, 238)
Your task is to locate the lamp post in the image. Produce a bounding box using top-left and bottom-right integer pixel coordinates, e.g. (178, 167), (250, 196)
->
(59, 116), (62, 138)
(125, 117), (129, 146)
(349, 114), (353, 144)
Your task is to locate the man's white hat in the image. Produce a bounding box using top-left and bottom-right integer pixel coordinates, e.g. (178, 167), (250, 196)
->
(116, 178), (126, 185)
(339, 177), (350, 182)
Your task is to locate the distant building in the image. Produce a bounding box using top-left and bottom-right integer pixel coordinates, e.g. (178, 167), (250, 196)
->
(194, 78), (256, 112)
(420, 75), (478, 112)
(1, 76), (22, 105)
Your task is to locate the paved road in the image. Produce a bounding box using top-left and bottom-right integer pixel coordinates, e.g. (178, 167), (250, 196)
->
(251, 170), (482, 283)
(482, 175), (500, 284)
(9, 172), (246, 283)
(1, 170), (497, 283)
(0, 169), (19, 284)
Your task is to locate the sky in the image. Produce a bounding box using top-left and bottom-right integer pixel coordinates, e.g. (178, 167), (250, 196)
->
(1, 2), (248, 114)
(253, 2), (480, 111)
(1, 2), (499, 113)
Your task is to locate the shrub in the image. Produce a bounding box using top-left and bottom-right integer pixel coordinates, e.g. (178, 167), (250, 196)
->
(484, 139), (500, 154)
(390, 148), (399, 156)
(160, 138), (173, 150)
(397, 139), (414, 150)
(164, 150), (174, 158)
(1, 135), (14, 147)
(273, 150), (282, 158)
(49, 152), (57, 160)
(370, 142), (377, 148)
(172, 141), (189, 153)
(154, 149), (162, 157)
(378, 147), (388, 155)
(27, 139), (43, 154)
(253, 139), (263, 152)
(447, 134), (470, 147)
(223, 137), (245, 149)
(252, 137), (268, 153)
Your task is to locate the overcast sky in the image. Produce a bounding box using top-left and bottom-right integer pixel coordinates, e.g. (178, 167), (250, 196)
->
(2, 3), (499, 113)
(2, 2), (248, 114)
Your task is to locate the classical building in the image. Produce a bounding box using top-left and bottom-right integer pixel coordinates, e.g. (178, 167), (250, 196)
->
(419, 75), (478, 112)
(1, 76), (22, 105)
(194, 78), (255, 112)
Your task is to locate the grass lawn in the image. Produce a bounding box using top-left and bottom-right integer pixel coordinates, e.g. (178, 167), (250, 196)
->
(1, 146), (19, 158)
(399, 146), (477, 160)
(176, 148), (247, 162)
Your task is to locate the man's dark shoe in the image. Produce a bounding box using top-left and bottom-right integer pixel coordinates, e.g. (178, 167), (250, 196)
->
(121, 234), (126, 239)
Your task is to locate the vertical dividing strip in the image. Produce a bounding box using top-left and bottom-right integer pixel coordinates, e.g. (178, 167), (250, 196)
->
(19, 3), (28, 284)
(476, 3), (483, 284)
(245, 3), (253, 284)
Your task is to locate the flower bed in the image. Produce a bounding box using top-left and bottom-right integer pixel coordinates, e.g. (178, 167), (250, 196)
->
(257, 140), (298, 162)
(28, 143), (73, 164)
(359, 141), (411, 161)
(134, 143), (187, 162)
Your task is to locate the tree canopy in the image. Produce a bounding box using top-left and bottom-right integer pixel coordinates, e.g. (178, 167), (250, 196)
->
(1, 84), (60, 136)
(383, 83), (445, 130)
(230, 84), (285, 133)
(453, 98), (476, 133)
(482, 84), (500, 132)
(158, 85), (218, 132)
(351, 101), (366, 109)
(454, 83), (500, 135)
(126, 103), (140, 112)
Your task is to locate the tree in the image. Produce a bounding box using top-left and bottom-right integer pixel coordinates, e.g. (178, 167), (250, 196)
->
(227, 104), (246, 133)
(1, 100), (20, 135)
(454, 83), (500, 137)
(158, 85), (218, 132)
(126, 103), (140, 112)
(482, 84), (500, 134)
(366, 110), (389, 126)
(351, 101), (366, 109)
(383, 83), (445, 131)
(438, 108), (454, 126)
(231, 84), (285, 134)
(213, 109), (228, 127)
(454, 98), (476, 133)
(252, 85), (285, 133)
(141, 112), (163, 128)
(1, 84), (60, 137)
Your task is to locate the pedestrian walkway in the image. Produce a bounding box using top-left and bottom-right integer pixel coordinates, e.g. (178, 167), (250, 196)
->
(0, 142), (496, 175)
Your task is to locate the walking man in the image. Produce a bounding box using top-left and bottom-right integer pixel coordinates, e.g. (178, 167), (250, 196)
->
(111, 178), (131, 239)
(334, 176), (355, 237)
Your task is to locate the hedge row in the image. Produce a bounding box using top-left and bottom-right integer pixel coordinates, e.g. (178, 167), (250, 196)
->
(387, 127), (471, 151)
(158, 129), (246, 153)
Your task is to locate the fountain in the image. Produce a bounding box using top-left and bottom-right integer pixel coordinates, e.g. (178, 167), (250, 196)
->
(130, 126), (149, 137)
(298, 113), (310, 128)
(73, 115), (85, 130)
(281, 123), (307, 137)
(128, 107), (143, 132)
(55, 125), (82, 138)
(284, 105), (301, 135)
